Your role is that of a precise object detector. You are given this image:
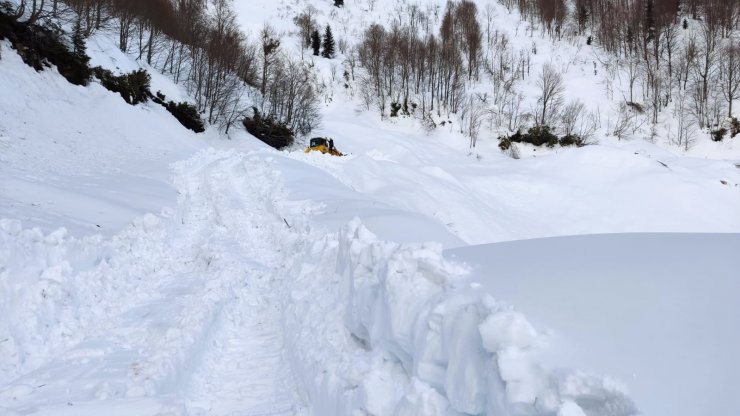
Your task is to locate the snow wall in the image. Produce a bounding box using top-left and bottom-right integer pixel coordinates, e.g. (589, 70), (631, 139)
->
(283, 219), (637, 416)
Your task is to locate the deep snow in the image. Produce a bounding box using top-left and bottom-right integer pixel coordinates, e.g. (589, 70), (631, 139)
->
(446, 233), (740, 416)
(2, 1), (740, 415)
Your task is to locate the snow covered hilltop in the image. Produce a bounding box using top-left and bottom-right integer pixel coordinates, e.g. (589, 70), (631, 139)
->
(1, 0), (739, 415)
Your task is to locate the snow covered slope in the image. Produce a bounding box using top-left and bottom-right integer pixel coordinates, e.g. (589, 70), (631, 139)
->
(0, 38), (211, 238)
(446, 233), (740, 416)
(285, 102), (740, 244)
(233, 0), (740, 160)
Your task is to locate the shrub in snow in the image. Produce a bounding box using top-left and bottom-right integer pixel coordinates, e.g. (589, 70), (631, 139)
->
(498, 136), (512, 151)
(731, 117), (740, 138)
(165, 102), (204, 133)
(560, 134), (585, 147)
(527, 126), (560, 147)
(166, 103), (205, 133)
(92, 67), (152, 105)
(242, 108), (294, 149)
(499, 127), (585, 152)
(151, 92), (204, 133)
(390, 102), (402, 117)
(711, 127), (728, 142)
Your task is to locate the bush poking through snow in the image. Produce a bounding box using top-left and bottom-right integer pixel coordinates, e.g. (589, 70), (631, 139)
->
(152, 94), (205, 133)
(92, 67), (152, 105)
(731, 117), (740, 138)
(243, 108), (294, 149)
(164, 102), (205, 133)
(499, 126), (588, 152)
(527, 125), (560, 147)
(498, 136), (512, 151)
(711, 128), (728, 142)
(559, 134), (582, 147)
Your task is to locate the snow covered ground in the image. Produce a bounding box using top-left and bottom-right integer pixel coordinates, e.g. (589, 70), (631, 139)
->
(0, 38), (210, 238)
(2, 1), (740, 415)
(446, 233), (740, 416)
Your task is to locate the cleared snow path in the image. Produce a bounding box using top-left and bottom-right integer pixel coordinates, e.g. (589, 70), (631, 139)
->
(0, 150), (306, 415)
(172, 151), (304, 416)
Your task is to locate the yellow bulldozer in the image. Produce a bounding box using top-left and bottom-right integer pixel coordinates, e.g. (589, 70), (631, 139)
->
(305, 137), (343, 156)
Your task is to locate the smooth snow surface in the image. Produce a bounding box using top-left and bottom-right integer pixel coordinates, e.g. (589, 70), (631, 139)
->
(446, 233), (740, 416)
(0, 39), (209, 238)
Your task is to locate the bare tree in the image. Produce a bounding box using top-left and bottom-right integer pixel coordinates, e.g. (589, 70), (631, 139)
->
(260, 25), (280, 96)
(536, 63), (564, 126)
(719, 40), (740, 118)
(455, 0), (482, 81)
(691, 20), (720, 128)
(293, 6), (318, 51)
(673, 89), (696, 150)
(561, 100), (585, 136)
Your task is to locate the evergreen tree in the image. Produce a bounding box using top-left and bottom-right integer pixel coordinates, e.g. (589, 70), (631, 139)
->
(311, 30), (321, 56)
(72, 18), (90, 66)
(334, 0), (344, 7)
(321, 25), (335, 58)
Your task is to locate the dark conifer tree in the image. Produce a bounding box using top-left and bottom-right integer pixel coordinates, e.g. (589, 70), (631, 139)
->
(311, 30), (321, 56)
(321, 25), (335, 58)
(334, 0), (344, 7)
(72, 18), (90, 66)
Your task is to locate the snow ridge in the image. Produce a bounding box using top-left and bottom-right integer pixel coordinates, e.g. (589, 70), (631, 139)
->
(284, 219), (637, 416)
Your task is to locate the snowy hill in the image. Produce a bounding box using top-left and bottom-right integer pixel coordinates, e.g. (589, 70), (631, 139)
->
(1, 0), (740, 415)
(0, 36), (211, 237)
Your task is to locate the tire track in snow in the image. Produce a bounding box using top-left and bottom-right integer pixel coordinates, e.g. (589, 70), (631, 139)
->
(0, 150), (307, 415)
(179, 150), (306, 416)
(175, 151), (304, 415)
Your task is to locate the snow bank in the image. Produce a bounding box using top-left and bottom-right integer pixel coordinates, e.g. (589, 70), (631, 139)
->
(0, 214), (169, 386)
(284, 220), (637, 416)
(446, 233), (740, 416)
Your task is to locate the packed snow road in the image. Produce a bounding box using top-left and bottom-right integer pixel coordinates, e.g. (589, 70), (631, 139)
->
(0, 150), (308, 415)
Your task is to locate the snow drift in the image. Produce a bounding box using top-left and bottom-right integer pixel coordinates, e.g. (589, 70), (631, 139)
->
(284, 220), (636, 416)
(446, 233), (740, 416)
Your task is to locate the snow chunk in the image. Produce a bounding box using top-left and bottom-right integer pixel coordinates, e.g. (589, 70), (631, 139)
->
(479, 310), (538, 352)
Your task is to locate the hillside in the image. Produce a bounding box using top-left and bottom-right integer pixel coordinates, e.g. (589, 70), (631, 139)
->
(1, 0), (739, 415)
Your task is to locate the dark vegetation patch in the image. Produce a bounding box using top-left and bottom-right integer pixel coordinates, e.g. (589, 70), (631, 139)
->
(0, 6), (90, 85)
(92, 67), (151, 105)
(243, 108), (294, 149)
(0, 5), (205, 134)
(153, 92), (205, 133)
(711, 127), (728, 142)
(498, 126), (588, 151)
